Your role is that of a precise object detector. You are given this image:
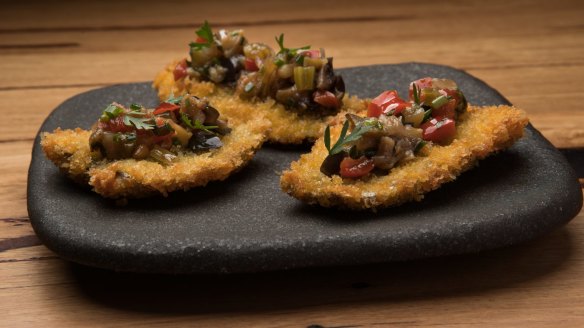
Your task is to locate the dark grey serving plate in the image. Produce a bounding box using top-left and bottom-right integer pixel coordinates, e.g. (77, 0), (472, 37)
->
(27, 63), (582, 274)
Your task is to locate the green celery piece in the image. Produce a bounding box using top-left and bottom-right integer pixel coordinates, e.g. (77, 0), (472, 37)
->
(431, 95), (449, 109)
(293, 66), (315, 91)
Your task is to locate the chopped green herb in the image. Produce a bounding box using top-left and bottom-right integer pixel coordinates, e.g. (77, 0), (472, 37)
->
(193, 120), (218, 133)
(180, 113), (194, 128)
(326, 120), (349, 155)
(154, 122), (173, 136)
(341, 123), (375, 145)
(123, 115), (155, 130)
(165, 93), (183, 105)
(103, 104), (124, 119)
(422, 109), (433, 122)
(324, 125), (331, 151)
(325, 117), (377, 155)
(274, 57), (285, 67)
(130, 103), (143, 111)
(415, 140), (427, 153)
(275, 34), (285, 52)
(412, 83), (421, 105)
(180, 113), (218, 134)
(189, 20), (214, 50)
(294, 54), (305, 65)
(274, 33), (310, 57)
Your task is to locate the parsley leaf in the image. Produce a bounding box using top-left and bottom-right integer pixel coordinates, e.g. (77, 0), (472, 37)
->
(274, 33), (310, 57)
(193, 120), (218, 133)
(123, 115), (155, 130)
(180, 113), (218, 134)
(189, 21), (214, 50)
(165, 93), (183, 105)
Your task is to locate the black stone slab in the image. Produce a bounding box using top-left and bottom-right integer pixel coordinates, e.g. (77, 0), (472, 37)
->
(27, 63), (583, 274)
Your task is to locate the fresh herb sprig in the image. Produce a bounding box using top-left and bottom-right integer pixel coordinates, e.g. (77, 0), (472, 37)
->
(324, 118), (378, 155)
(180, 112), (218, 134)
(411, 83), (434, 123)
(165, 93), (184, 105)
(189, 21), (214, 50)
(412, 83), (421, 105)
(130, 103), (143, 111)
(123, 115), (155, 130)
(275, 33), (310, 57)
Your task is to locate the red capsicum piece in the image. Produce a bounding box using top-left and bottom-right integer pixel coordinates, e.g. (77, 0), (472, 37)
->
(367, 90), (408, 118)
(244, 58), (259, 71)
(340, 156), (375, 178)
(314, 90), (339, 108)
(153, 103), (181, 115)
(173, 59), (188, 81)
(421, 117), (456, 145)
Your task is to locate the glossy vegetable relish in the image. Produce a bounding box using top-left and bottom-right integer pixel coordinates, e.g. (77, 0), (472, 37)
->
(173, 21), (345, 117)
(89, 94), (230, 165)
(321, 77), (468, 178)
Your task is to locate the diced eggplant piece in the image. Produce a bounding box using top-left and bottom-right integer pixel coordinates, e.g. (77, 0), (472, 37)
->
(320, 152), (347, 177)
(189, 131), (223, 151)
(203, 105), (220, 124)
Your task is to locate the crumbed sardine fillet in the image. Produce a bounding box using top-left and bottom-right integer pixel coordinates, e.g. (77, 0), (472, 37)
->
(153, 61), (367, 144)
(41, 117), (270, 199)
(280, 105), (529, 210)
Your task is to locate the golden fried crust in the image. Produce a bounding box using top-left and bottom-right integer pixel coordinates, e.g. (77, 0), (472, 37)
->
(280, 105), (529, 210)
(153, 61), (368, 144)
(41, 118), (270, 199)
(40, 128), (92, 184)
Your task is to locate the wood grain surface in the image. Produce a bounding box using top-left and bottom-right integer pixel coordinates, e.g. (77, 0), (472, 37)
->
(1, 0), (583, 327)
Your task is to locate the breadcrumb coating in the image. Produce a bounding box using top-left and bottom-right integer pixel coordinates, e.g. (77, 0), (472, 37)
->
(280, 105), (529, 210)
(40, 128), (92, 184)
(41, 115), (270, 199)
(153, 61), (367, 144)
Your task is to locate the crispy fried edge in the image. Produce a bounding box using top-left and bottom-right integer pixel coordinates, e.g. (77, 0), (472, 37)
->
(279, 105), (529, 210)
(153, 61), (367, 144)
(41, 118), (270, 199)
(40, 128), (92, 184)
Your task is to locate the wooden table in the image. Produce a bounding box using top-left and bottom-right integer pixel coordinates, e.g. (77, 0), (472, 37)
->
(1, 1), (583, 326)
